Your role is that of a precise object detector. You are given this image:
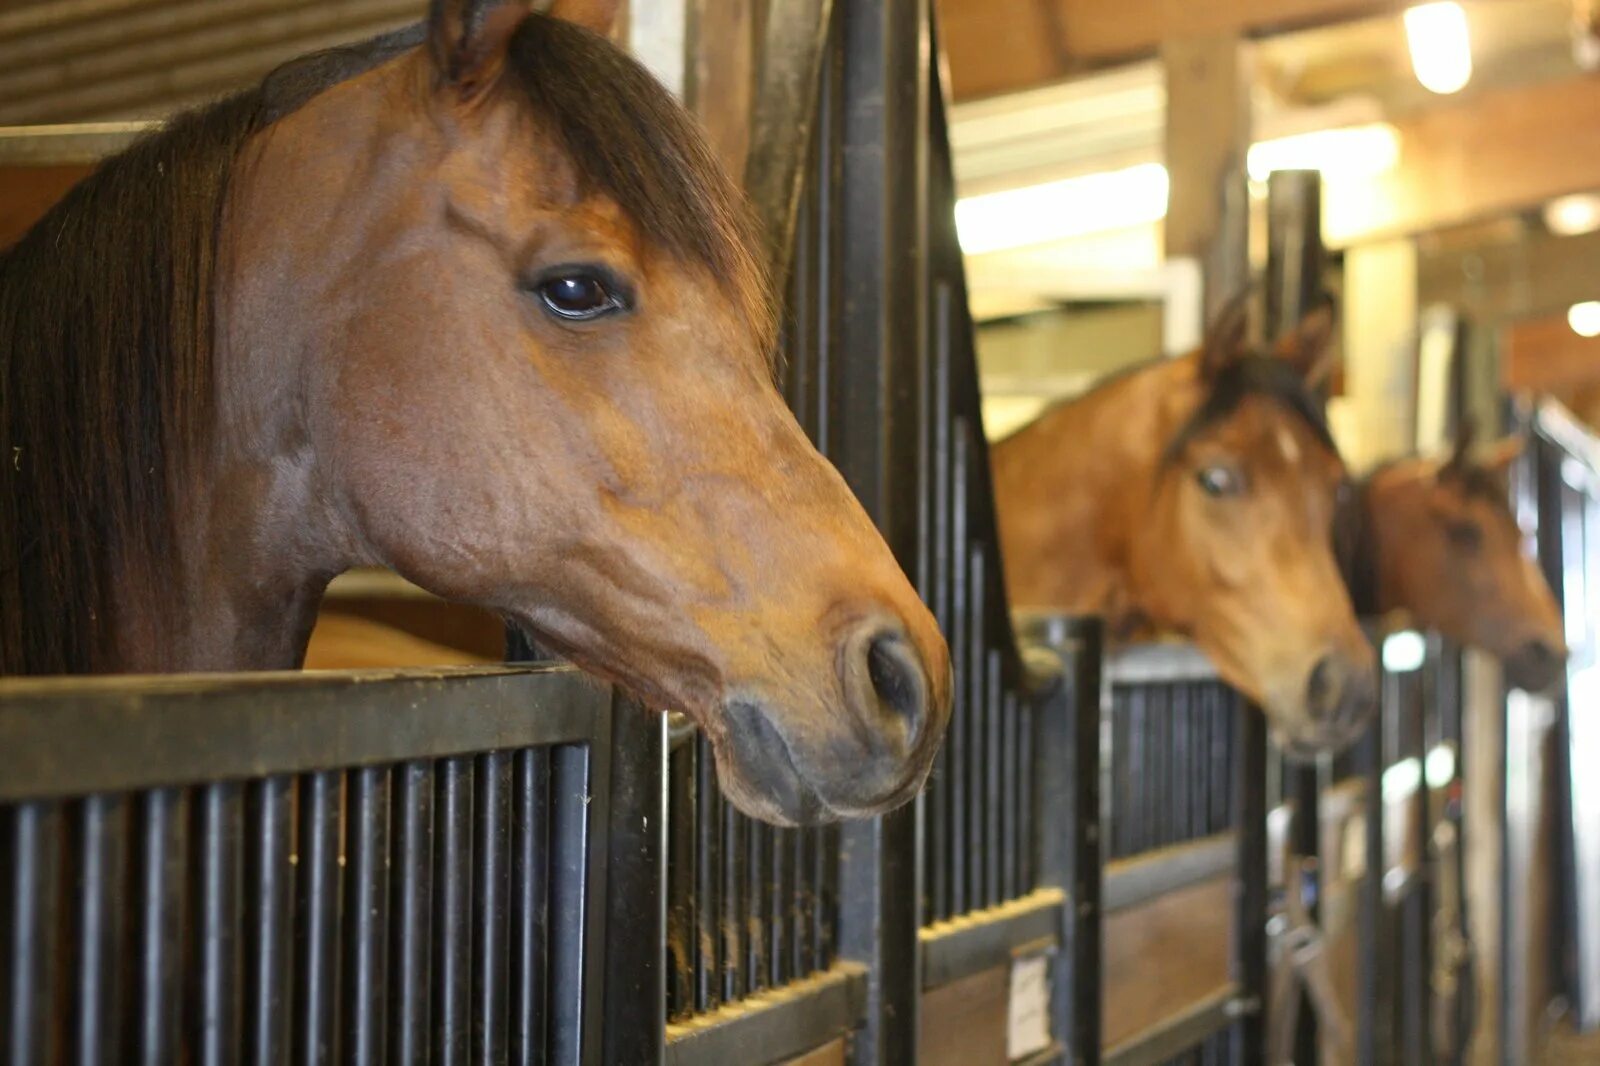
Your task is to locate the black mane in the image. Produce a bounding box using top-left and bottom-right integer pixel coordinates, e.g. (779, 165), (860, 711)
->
(1161, 354), (1338, 466)
(0, 16), (764, 675)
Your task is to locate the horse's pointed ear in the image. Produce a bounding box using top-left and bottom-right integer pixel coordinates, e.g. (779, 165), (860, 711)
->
(1199, 289), (1253, 381)
(1440, 418), (1478, 481)
(546, 0), (621, 35)
(1479, 433), (1526, 475)
(1273, 296), (1338, 388)
(428, 0), (529, 95)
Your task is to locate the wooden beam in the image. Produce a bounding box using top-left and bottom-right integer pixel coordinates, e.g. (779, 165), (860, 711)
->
(0, 164), (89, 247)
(1420, 227), (1600, 325)
(1327, 74), (1600, 248)
(1504, 312), (1600, 393)
(937, 0), (1404, 100)
(1163, 34), (1251, 320)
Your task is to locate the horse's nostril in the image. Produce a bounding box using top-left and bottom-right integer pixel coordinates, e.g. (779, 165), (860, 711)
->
(864, 631), (928, 747)
(1306, 655), (1342, 723)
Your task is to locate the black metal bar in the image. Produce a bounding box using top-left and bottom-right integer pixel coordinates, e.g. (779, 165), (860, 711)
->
(70, 793), (128, 1066)
(509, 747), (550, 1065)
(1235, 700), (1269, 1066)
(4, 801), (62, 1066)
(389, 761), (434, 1066)
(471, 753), (510, 1066)
(600, 699), (665, 1066)
(694, 732), (722, 1012)
(342, 766), (390, 1066)
(546, 745), (591, 1064)
(666, 738), (696, 1020)
(433, 757), (474, 1066)
(194, 780), (243, 1066)
(294, 772), (340, 1066)
(132, 788), (184, 1066)
(244, 776), (292, 1066)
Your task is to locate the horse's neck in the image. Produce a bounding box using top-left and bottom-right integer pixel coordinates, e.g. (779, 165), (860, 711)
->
(993, 361), (1175, 623)
(106, 474), (341, 672)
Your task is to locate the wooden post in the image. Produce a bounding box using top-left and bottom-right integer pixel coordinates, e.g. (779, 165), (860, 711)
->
(1341, 240), (1419, 471)
(1162, 33), (1251, 321)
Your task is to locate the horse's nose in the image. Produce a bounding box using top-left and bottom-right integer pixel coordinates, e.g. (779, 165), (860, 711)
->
(841, 622), (930, 754)
(1507, 638), (1567, 692)
(1306, 652), (1376, 733)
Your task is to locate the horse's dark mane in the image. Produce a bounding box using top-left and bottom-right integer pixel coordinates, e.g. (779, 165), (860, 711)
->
(0, 16), (766, 675)
(995, 350), (1336, 465)
(1161, 355), (1337, 466)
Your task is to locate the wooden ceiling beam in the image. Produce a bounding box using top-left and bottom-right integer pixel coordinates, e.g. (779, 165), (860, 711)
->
(937, 0), (1406, 100)
(1326, 73), (1600, 248)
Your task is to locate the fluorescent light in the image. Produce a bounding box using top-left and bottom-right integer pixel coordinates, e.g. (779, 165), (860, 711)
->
(1247, 124), (1401, 183)
(1570, 301), (1600, 337)
(954, 163), (1169, 255)
(1382, 630), (1426, 673)
(1405, 2), (1473, 95)
(1545, 193), (1600, 236)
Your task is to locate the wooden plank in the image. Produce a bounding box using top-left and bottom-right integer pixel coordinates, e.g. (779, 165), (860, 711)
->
(1102, 875), (1233, 1050)
(1420, 226), (1600, 325)
(918, 964), (1010, 1066)
(938, 0), (1404, 100)
(1162, 33), (1251, 318)
(0, 163), (88, 246)
(1327, 74), (1600, 247)
(1506, 311), (1600, 394)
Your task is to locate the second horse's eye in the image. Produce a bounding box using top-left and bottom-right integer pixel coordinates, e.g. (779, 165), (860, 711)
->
(536, 273), (621, 321)
(1196, 464), (1244, 498)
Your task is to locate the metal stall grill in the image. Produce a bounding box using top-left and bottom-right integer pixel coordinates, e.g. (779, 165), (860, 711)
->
(1524, 400), (1600, 1037)
(1098, 645), (1267, 1066)
(0, 667), (629, 1066)
(662, 2), (1103, 1061)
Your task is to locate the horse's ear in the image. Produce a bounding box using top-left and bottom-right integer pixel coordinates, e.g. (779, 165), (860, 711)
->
(546, 0), (621, 35)
(1273, 296), (1338, 388)
(428, 0), (529, 95)
(1199, 289), (1253, 381)
(1440, 418), (1478, 481)
(1479, 433), (1526, 475)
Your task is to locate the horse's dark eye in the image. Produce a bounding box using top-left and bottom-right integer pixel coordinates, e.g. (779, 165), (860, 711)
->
(536, 273), (620, 321)
(1447, 520), (1482, 551)
(1196, 465), (1243, 498)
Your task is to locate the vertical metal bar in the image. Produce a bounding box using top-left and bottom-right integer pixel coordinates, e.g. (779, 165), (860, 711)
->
(694, 733), (722, 1012)
(746, 817), (769, 993)
(1000, 690), (1019, 902)
(132, 789), (185, 1066)
(390, 761), (434, 1066)
(71, 793), (128, 1066)
(5, 801), (63, 1066)
(294, 772), (341, 1066)
(665, 739), (696, 1019)
(966, 546), (985, 908)
(471, 754), (510, 1066)
(600, 698), (665, 1066)
(509, 747), (550, 1066)
(772, 824), (793, 986)
(343, 766), (390, 1066)
(1235, 699), (1269, 1066)
(547, 745), (591, 1065)
(722, 792), (746, 1003)
(949, 424), (970, 916)
(244, 777), (292, 1066)
(195, 780), (243, 1066)
(984, 649), (1003, 908)
(433, 758), (474, 1066)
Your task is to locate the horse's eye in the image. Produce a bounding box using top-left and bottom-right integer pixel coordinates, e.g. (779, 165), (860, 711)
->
(1447, 519), (1482, 551)
(1196, 465), (1244, 498)
(535, 273), (621, 321)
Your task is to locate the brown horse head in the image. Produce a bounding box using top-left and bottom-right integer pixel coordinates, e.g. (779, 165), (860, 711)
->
(994, 296), (1375, 755)
(0, 0), (950, 825)
(1360, 426), (1567, 691)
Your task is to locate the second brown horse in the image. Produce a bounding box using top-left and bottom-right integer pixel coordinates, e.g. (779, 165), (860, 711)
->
(993, 298), (1375, 755)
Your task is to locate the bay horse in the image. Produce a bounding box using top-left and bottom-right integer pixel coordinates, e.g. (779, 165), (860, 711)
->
(0, 0), (953, 827)
(993, 297), (1376, 756)
(1341, 425), (1568, 691)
